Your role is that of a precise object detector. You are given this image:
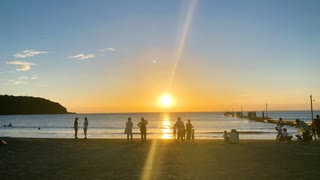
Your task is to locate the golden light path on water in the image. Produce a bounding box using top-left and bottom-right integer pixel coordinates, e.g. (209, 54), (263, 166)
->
(161, 118), (172, 139)
(141, 1), (198, 179)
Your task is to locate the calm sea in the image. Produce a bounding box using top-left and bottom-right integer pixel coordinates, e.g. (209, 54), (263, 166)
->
(0, 111), (319, 140)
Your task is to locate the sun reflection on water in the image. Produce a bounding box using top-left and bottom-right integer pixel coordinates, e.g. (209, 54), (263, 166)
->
(161, 117), (172, 139)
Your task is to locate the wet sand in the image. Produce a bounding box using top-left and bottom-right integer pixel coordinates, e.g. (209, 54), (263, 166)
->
(1, 138), (320, 180)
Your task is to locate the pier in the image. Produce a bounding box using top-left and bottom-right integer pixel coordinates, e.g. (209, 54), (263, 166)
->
(224, 112), (309, 126)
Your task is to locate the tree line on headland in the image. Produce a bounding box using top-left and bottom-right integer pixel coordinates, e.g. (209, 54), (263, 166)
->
(0, 95), (72, 115)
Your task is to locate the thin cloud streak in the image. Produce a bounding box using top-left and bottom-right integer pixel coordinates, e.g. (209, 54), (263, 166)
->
(30, 76), (39, 80)
(4, 80), (25, 85)
(68, 54), (96, 60)
(4, 75), (39, 85)
(19, 76), (39, 80)
(97, 48), (116, 52)
(18, 76), (28, 80)
(14, 50), (49, 58)
(6, 61), (37, 71)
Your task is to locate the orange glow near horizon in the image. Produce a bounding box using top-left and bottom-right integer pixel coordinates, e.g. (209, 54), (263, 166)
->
(61, 88), (320, 113)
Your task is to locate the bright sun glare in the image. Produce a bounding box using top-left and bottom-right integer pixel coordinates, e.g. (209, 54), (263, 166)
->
(160, 94), (173, 107)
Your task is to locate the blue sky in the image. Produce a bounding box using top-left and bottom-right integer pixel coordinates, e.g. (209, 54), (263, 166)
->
(1, 0), (320, 113)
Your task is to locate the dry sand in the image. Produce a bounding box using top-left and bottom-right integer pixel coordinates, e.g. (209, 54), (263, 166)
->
(1, 138), (320, 180)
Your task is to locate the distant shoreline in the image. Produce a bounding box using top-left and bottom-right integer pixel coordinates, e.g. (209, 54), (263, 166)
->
(1, 110), (320, 115)
(0, 112), (76, 115)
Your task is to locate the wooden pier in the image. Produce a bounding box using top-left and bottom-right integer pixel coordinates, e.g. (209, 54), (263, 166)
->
(224, 112), (310, 127)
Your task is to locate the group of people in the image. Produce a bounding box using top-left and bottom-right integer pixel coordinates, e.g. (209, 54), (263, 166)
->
(2, 123), (13, 127)
(73, 115), (320, 143)
(295, 115), (320, 142)
(125, 117), (148, 142)
(172, 117), (195, 143)
(223, 129), (239, 144)
(275, 115), (320, 143)
(124, 117), (195, 143)
(294, 119), (311, 142)
(73, 117), (89, 139)
(275, 118), (293, 143)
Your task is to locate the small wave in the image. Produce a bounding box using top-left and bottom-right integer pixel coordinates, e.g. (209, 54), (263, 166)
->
(200, 131), (275, 134)
(35, 133), (57, 135)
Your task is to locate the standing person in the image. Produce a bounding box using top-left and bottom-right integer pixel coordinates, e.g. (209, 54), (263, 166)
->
(175, 117), (185, 143)
(171, 124), (177, 141)
(74, 117), (79, 139)
(138, 117), (148, 142)
(314, 115), (320, 140)
(191, 129), (195, 142)
(275, 118), (283, 142)
(125, 117), (133, 142)
(186, 119), (194, 142)
(311, 120), (317, 141)
(83, 117), (89, 139)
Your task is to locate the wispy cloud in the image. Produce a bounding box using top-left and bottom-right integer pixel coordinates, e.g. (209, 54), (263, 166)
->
(14, 50), (49, 58)
(30, 76), (39, 80)
(18, 76), (28, 80)
(97, 48), (116, 52)
(4, 80), (26, 85)
(4, 75), (39, 85)
(6, 61), (36, 71)
(68, 54), (96, 60)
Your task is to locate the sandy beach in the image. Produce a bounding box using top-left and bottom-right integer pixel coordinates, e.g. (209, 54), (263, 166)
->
(1, 138), (320, 180)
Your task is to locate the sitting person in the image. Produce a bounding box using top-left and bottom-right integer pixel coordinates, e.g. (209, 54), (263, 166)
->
(282, 128), (292, 142)
(223, 130), (229, 144)
(295, 119), (311, 142)
(228, 129), (239, 144)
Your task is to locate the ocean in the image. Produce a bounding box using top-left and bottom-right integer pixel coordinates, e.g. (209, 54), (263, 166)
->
(0, 111), (319, 140)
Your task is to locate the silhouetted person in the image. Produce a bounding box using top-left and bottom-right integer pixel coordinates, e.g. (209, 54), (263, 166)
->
(83, 117), (89, 139)
(223, 130), (229, 144)
(175, 117), (185, 143)
(74, 117), (78, 139)
(228, 129), (239, 144)
(125, 117), (133, 142)
(186, 119), (194, 142)
(282, 128), (292, 143)
(275, 118), (283, 143)
(172, 124), (177, 140)
(138, 117), (148, 142)
(311, 120), (317, 140)
(192, 129), (195, 142)
(314, 115), (320, 139)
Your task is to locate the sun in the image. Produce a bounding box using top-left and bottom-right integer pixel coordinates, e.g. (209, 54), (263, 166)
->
(160, 94), (173, 108)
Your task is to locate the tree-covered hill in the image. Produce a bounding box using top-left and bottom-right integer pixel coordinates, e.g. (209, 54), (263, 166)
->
(0, 95), (71, 115)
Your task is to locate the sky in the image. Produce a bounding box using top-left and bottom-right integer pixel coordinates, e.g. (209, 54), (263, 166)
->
(1, 0), (320, 113)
